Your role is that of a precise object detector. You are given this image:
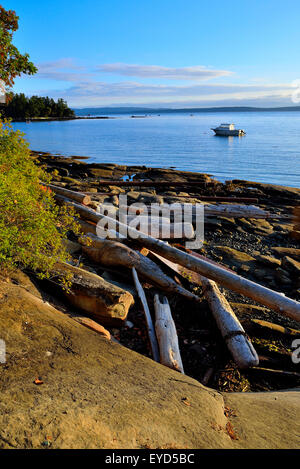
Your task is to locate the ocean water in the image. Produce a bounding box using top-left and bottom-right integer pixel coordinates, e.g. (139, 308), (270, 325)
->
(12, 111), (300, 188)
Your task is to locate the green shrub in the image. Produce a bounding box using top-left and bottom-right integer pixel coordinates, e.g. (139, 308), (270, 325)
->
(0, 118), (78, 277)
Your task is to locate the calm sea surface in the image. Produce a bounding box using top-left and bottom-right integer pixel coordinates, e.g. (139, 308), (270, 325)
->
(12, 112), (300, 188)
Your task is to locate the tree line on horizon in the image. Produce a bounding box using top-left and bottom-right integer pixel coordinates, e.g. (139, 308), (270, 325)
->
(2, 93), (75, 119)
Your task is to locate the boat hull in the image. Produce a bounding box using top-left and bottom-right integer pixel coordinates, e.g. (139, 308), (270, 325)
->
(212, 128), (245, 136)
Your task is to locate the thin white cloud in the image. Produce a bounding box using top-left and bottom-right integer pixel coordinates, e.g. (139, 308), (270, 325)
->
(96, 63), (233, 80)
(35, 58), (91, 82)
(36, 80), (294, 107)
(24, 58), (297, 107)
(60, 80), (293, 98)
(37, 58), (85, 72)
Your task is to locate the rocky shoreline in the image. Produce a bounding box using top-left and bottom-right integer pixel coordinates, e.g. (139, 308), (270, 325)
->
(31, 149), (300, 391)
(0, 149), (299, 448)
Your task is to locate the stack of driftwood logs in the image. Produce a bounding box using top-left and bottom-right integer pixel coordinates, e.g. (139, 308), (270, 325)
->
(46, 183), (300, 375)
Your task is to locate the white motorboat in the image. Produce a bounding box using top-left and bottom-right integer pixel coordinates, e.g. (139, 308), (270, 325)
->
(211, 123), (246, 136)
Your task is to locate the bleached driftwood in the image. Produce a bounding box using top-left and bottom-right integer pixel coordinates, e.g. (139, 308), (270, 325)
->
(132, 267), (160, 362)
(79, 234), (200, 303)
(147, 251), (257, 368)
(190, 203), (273, 219)
(123, 203), (276, 219)
(56, 197), (300, 322)
(154, 294), (184, 373)
(125, 215), (194, 239)
(200, 276), (259, 369)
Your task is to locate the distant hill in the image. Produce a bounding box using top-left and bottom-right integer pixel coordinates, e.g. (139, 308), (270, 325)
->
(74, 105), (300, 116)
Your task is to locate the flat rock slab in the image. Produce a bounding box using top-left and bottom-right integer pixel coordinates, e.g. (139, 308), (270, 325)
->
(0, 278), (299, 449)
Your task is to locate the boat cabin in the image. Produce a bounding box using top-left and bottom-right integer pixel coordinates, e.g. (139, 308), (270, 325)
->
(218, 123), (235, 130)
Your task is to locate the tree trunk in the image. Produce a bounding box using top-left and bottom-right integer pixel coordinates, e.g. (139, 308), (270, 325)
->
(46, 184), (91, 205)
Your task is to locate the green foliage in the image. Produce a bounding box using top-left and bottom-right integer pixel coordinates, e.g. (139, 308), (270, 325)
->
(0, 6), (37, 88)
(0, 118), (79, 277)
(3, 93), (75, 119)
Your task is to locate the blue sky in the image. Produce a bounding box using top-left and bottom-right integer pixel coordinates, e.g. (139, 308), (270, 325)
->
(3, 0), (300, 107)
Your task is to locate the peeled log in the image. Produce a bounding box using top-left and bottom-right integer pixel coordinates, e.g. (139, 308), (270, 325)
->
(52, 261), (134, 326)
(56, 197), (300, 322)
(79, 234), (200, 303)
(46, 184), (91, 205)
(154, 294), (184, 373)
(200, 276), (259, 369)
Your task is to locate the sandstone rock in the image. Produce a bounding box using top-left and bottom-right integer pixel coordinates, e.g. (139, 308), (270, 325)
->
(250, 219), (274, 235)
(0, 278), (299, 449)
(86, 188), (98, 193)
(107, 186), (126, 194)
(255, 254), (281, 268)
(275, 268), (292, 286)
(271, 247), (300, 261)
(138, 193), (164, 205)
(230, 180), (300, 200)
(282, 256), (300, 277)
(272, 223), (294, 233)
(88, 168), (114, 178)
(214, 246), (256, 269)
(126, 191), (141, 202)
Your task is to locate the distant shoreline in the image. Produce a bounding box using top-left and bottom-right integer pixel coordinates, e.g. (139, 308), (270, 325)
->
(11, 116), (115, 123)
(74, 105), (300, 116)
(11, 106), (300, 121)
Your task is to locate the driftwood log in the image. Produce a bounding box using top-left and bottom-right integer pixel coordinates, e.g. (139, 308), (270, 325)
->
(121, 215), (194, 240)
(200, 276), (259, 369)
(169, 203), (276, 219)
(147, 252), (259, 368)
(45, 184), (91, 205)
(51, 261), (134, 326)
(56, 198), (300, 322)
(79, 234), (200, 303)
(121, 202), (275, 220)
(154, 294), (184, 373)
(132, 267), (160, 362)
